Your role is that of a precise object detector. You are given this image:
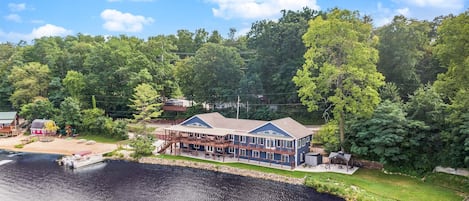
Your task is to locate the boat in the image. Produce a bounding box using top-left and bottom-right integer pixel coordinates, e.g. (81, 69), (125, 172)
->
(58, 151), (104, 169)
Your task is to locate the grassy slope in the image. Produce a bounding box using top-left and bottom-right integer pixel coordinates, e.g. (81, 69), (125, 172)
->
(157, 155), (466, 201)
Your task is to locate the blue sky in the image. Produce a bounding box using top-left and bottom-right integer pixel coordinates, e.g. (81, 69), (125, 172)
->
(1, 0), (467, 43)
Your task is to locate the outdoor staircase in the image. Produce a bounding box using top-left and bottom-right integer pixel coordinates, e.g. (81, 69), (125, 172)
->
(157, 142), (172, 154)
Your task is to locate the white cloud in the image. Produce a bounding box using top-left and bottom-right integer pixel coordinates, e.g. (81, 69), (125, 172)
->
(396, 7), (410, 16)
(5, 14), (22, 22)
(0, 24), (72, 42)
(100, 9), (154, 32)
(374, 3), (412, 27)
(208, 0), (320, 20)
(30, 24), (72, 38)
(405, 0), (464, 9)
(8, 3), (26, 12)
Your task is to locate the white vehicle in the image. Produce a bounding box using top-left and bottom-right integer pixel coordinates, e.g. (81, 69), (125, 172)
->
(58, 151), (104, 169)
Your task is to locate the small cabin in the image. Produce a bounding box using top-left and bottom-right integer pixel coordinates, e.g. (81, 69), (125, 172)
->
(0, 111), (19, 136)
(30, 119), (57, 136)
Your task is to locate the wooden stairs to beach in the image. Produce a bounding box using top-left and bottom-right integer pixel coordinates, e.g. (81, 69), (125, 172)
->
(157, 142), (172, 154)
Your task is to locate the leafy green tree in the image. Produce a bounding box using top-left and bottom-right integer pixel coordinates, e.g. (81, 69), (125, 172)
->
(247, 7), (321, 103)
(81, 108), (109, 135)
(62, 70), (86, 101)
(129, 83), (162, 135)
(48, 77), (65, 107)
(376, 15), (432, 98)
(433, 11), (469, 100)
(0, 43), (22, 110)
(293, 9), (385, 150)
(314, 120), (340, 153)
(57, 97), (82, 129)
(405, 84), (446, 127)
(19, 98), (58, 123)
(8, 62), (51, 109)
(184, 43), (244, 104)
(130, 136), (155, 159)
(347, 101), (407, 164)
(379, 82), (401, 103)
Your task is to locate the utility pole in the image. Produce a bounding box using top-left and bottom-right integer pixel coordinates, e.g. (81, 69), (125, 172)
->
(236, 95), (240, 119)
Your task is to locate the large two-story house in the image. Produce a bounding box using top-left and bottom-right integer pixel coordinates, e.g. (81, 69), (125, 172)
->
(160, 112), (314, 169)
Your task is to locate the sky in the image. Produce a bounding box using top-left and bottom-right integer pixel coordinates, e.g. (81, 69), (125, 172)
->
(1, 0), (467, 43)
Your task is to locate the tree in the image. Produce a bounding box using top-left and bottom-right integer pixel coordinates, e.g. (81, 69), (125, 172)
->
(57, 97), (82, 129)
(293, 9), (385, 150)
(347, 101), (408, 164)
(376, 15), (432, 98)
(247, 7), (321, 103)
(379, 82), (401, 103)
(433, 11), (469, 100)
(128, 83), (162, 135)
(130, 135), (155, 159)
(181, 43), (244, 105)
(8, 62), (51, 109)
(347, 100), (434, 174)
(62, 70), (86, 101)
(19, 98), (57, 123)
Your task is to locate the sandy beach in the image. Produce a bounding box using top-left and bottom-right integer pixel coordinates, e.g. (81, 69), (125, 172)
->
(0, 135), (118, 155)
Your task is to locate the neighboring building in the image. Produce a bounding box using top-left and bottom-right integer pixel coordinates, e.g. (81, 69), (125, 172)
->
(161, 112), (314, 169)
(30, 119), (57, 136)
(0, 112), (19, 136)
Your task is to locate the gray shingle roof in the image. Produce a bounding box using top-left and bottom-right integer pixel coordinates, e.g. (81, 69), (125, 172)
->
(0, 112), (17, 120)
(190, 112), (313, 139)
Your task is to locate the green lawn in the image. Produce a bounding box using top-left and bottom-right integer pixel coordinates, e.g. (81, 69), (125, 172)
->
(157, 154), (466, 201)
(76, 134), (124, 143)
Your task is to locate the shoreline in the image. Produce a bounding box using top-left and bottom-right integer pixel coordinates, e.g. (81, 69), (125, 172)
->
(138, 156), (305, 185)
(0, 136), (305, 186)
(0, 136), (118, 155)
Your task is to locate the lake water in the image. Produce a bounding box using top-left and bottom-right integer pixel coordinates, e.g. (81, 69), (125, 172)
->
(0, 150), (342, 201)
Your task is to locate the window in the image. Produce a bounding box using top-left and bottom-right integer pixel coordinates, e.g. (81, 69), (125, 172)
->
(240, 136), (246, 143)
(252, 150), (260, 158)
(258, 138), (264, 145)
(206, 146), (213, 152)
(250, 137), (257, 144)
(228, 147), (234, 153)
(281, 154), (289, 163)
(240, 149), (246, 156)
(216, 147), (223, 152)
(300, 153), (304, 162)
(285, 141), (293, 148)
(276, 139), (282, 148)
(228, 134), (234, 141)
(266, 152), (274, 160)
(194, 144), (200, 149)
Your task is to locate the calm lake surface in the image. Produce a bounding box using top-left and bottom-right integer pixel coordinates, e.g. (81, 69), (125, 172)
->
(0, 150), (342, 201)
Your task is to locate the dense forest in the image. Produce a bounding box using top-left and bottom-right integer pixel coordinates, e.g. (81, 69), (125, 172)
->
(0, 8), (467, 174)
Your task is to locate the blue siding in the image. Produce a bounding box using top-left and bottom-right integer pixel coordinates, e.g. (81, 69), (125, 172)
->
(249, 123), (291, 138)
(296, 135), (312, 166)
(181, 116), (212, 128)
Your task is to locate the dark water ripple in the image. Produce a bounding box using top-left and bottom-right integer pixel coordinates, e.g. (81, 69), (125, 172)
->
(0, 151), (343, 201)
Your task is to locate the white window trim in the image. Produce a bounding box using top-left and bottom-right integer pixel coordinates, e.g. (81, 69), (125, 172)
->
(228, 147), (234, 153)
(281, 154), (289, 163)
(240, 148), (246, 156)
(252, 150), (260, 158)
(266, 152), (274, 160)
(240, 136), (246, 143)
(258, 138), (264, 145)
(250, 137), (257, 144)
(194, 144), (200, 149)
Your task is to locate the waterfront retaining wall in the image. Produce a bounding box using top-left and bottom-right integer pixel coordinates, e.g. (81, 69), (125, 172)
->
(139, 157), (305, 185)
